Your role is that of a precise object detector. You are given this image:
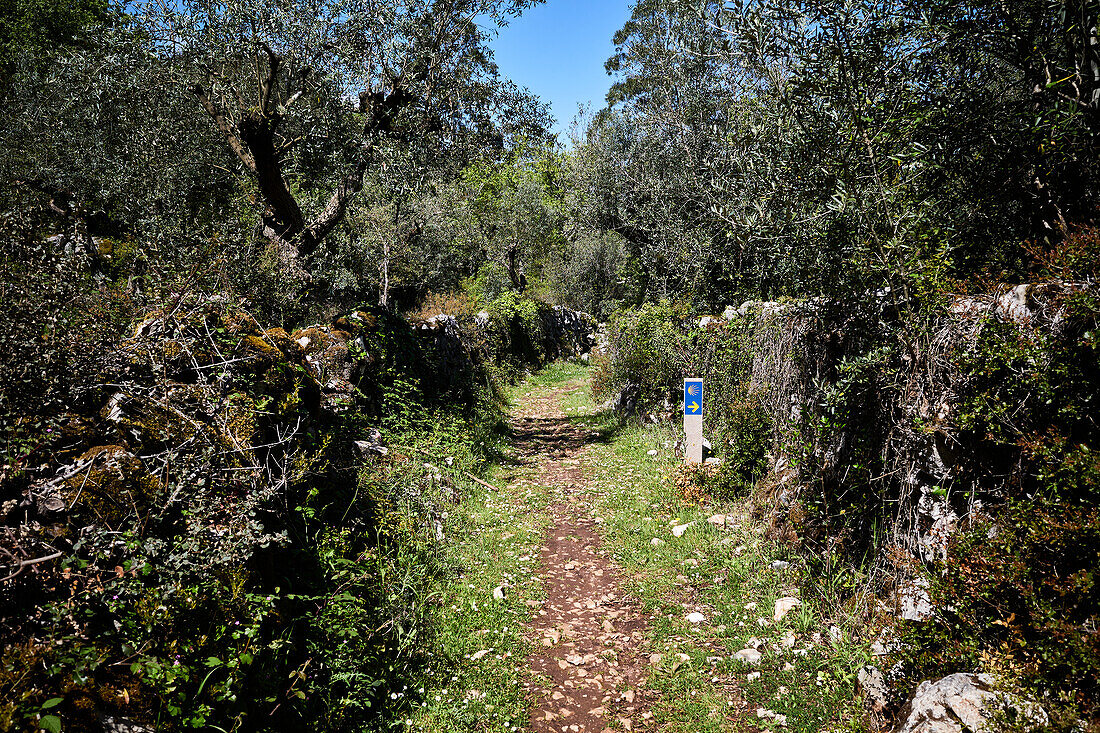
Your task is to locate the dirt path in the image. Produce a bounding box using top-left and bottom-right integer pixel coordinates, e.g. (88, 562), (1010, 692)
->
(510, 380), (658, 733)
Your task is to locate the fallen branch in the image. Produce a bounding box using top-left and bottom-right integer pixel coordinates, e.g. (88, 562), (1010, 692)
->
(1, 551), (64, 582)
(394, 444), (501, 492)
(463, 472), (500, 492)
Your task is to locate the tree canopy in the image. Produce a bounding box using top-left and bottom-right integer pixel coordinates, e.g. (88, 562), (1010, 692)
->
(572, 0), (1099, 308)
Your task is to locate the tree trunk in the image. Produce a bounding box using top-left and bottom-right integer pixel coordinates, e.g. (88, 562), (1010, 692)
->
(506, 244), (525, 292)
(193, 54), (414, 283)
(380, 238), (390, 308)
(381, 200), (397, 309)
(238, 111), (305, 243)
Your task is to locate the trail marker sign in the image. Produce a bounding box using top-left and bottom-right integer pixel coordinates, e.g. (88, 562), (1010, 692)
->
(684, 380), (703, 415)
(684, 379), (704, 463)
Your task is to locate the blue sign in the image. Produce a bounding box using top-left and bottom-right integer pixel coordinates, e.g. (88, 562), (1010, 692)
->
(684, 380), (703, 415)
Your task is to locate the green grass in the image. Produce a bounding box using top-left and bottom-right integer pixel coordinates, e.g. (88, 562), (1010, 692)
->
(402, 474), (547, 731)
(511, 360), (591, 395)
(568, 383), (870, 732)
(405, 361), (869, 732)
(404, 363), (588, 732)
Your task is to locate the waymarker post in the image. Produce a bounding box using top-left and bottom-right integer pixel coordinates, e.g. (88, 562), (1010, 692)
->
(684, 378), (703, 464)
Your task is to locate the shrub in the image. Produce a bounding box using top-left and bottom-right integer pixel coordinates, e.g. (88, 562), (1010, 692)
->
(688, 317), (764, 450)
(893, 498), (1100, 728)
(593, 301), (691, 403)
(713, 388), (772, 498)
(467, 262), (512, 304)
(407, 290), (481, 321)
(0, 203), (138, 482)
(794, 345), (897, 568)
(1025, 224), (1100, 282)
(887, 286), (1100, 728)
(0, 293), (528, 732)
(487, 290), (551, 366)
(952, 289), (1100, 503)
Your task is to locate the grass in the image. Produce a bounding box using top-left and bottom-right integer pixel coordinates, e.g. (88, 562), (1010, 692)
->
(403, 362), (589, 731)
(402, 472), (546, 732)
(567, 380), (871, 732)
(514, 360), (591, 394)
(401, 490), (545, 730)
(405, 360), (870, 732)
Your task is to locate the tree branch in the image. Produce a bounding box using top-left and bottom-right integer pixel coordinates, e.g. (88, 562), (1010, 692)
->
(1, 551), (64, 582)
(283, 88), (306, 111)
(258, 40), (281, 116)
(238, 111), (306, 240)
(191, 84), (257, 173)
(302, 157), (369, 255)
(275, 135), (303, 157)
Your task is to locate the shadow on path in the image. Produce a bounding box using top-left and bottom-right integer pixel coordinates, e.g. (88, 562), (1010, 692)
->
(509, 416), (604, 459)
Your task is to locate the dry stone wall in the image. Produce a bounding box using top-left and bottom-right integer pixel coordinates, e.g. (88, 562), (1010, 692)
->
(14, 300), (597, 532)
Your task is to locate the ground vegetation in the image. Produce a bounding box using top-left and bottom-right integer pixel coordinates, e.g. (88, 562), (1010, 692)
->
(3, 0), (1100, 729)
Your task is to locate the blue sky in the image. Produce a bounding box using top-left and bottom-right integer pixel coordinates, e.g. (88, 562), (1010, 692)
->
(489, 0), (634, 138)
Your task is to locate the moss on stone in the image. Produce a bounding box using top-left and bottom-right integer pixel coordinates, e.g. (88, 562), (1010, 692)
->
(64, 445), (161, 524)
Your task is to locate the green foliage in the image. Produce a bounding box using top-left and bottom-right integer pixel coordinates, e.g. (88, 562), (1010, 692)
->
(0, 287), (582, 731)
(487, 291), (552, 366)
(570, 0), (1100, 307)
(590, 285), (1098, 722)
(451, 148), (566, 293)
(595, 304), (775, 501)
(881, 288), (1100, 727)
(688, 317), (765, 453)
(707, 390), (772, 500)
(953, 289), (1100, 502)
(795, 345), (896, 569)
(551, 230), (627, 319)
(895, 499), (1100, 727)
(467, 262), (513, 305)
(593, 301), (691, 403)
(0, 0), (557, 326)
(0, 194), (139, 479)
(596, 298), (904, 589)
(0, 0), (110, 76)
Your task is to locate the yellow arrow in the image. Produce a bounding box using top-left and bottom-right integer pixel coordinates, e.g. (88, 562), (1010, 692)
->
(689, 401), (700, 412)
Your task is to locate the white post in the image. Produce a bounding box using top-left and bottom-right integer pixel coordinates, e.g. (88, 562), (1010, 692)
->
(684, 378), (703, 464)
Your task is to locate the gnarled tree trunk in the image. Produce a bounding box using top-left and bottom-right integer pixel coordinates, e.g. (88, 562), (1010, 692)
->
(192, 46), (411, 282)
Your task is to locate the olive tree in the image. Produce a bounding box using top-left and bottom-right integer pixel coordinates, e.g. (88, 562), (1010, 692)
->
(578, 0), (1099, 307)
(139, 0), (547, 281)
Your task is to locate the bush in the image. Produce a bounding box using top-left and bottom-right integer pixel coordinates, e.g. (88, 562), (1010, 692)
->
(794, 345), (897, 568)
(0, 295), (523, 732)
(0, 276), (593, 729)
(467, 262), (513, 305)
(487, 291), (552, 366)
(594, 303), (775, 481)
(0, 197), (141, 485)
(1025, 224), (1100, 282)
(893, 498), (1100, 728)
(952, 289), (1100, 503)
(593, 301), (691, 403)
(407, 290), (482, 322)
(887, 285), (1100, 728)
(713, 388), (772, 498)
